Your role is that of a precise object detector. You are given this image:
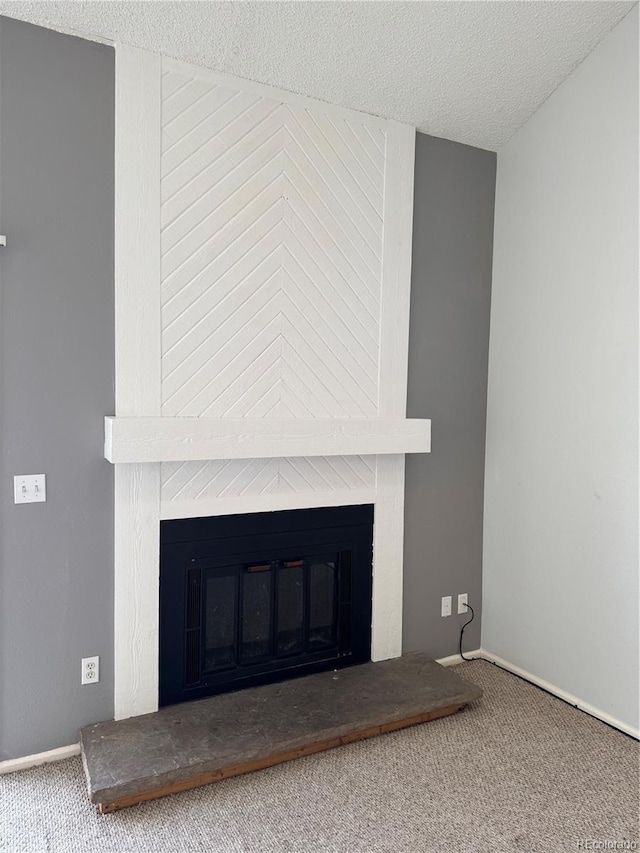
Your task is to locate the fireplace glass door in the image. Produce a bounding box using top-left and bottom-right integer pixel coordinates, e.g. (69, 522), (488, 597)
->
(160, 506), (373, 706)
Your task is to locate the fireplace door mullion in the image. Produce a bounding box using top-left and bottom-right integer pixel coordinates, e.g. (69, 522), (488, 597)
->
(303, 557), (310, 654)
(202, 566), (240, 676)
(234, 566), (241, 674)
(185, 566), (202, 687)
(271, 560), (279, 663)
(307, 555), (338, 652)
(338, 550), (352, 655)
(240, 562), (273, 666)
(330, 556), (339, 650)
(277, 559), (305, 659)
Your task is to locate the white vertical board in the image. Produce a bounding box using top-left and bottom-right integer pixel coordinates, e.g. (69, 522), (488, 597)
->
(114, 45), (162, 720)
(372, 121), (416, 661)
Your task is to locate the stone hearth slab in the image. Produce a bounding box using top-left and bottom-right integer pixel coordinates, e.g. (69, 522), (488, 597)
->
(80, 654), (481, 813)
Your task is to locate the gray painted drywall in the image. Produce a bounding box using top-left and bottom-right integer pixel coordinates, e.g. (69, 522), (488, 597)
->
(0, 20), (494, 757)
(0, 17), (114, 759)
(403, 132), (495, 659)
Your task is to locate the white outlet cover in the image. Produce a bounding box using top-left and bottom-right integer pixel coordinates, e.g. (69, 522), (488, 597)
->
(441, 595), (452, 617)
(13, 474), (46, 504)
(82, 656), (100, 685)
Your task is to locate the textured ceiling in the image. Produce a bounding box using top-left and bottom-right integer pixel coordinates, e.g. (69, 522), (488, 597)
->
(0, 1), (635, 150)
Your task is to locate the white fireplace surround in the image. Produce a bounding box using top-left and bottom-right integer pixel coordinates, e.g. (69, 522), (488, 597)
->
(111, 45), (430, 721)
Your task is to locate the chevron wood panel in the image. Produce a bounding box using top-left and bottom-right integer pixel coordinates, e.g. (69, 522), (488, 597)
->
(160, 61), (386, 502)
(162, 455), (376, 502)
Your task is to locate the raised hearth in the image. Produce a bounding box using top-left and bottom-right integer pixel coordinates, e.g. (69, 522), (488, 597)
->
(81, 654), (482, 813)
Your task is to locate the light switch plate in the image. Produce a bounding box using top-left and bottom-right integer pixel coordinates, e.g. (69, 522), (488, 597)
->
(13, 474), (46, 504)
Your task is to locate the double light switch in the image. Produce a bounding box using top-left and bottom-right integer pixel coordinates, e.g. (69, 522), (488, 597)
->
(13, 474), (46, 504)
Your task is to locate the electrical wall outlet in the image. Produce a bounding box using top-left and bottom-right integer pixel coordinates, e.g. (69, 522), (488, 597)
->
(81, 656), (99, 685)
(458, 593), (469, 614)
(441, 595), (452, 617)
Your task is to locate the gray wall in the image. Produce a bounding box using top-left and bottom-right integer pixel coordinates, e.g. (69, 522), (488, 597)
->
(403, 132), (495, 659)
(0, 20), (494, 757)
(0, 18), (114, 759)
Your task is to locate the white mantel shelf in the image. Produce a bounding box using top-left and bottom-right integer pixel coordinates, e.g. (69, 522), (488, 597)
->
(104, 417), (431, 464)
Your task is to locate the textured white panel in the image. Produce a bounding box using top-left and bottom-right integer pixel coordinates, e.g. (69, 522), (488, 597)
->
(160, 59), (386, 503)
(163, 456), (376, 502)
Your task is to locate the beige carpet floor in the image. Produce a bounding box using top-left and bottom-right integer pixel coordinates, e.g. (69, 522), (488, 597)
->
(1, 661), (638, 853)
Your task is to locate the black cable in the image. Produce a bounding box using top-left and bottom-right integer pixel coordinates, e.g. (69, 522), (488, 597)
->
(459, 602), (476, 661)
(455, 605), (636, 740)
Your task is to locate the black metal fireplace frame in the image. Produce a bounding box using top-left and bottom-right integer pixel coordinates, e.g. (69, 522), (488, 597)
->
(159, 505), (373, 707)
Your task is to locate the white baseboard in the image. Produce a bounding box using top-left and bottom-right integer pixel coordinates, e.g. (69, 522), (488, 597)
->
(478, 649), (640, 740)
(436, 650), (482, 667)
(3, 648), (636, 773)
(0, 743), (80, 775)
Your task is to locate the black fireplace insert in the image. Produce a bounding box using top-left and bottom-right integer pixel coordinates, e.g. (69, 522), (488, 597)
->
(159, 505), (373, 706)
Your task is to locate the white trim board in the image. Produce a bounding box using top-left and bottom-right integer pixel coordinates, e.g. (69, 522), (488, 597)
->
(435, 651), (482, 667)
(437, 650), (638, 737)
(105, 417), (431, 463)
(0, 744), (80, 775)
(469, 650), (639, 739)
(114, 44), (162, 721)
(369, 120), (415, 663)
(3, 649), (635, 772)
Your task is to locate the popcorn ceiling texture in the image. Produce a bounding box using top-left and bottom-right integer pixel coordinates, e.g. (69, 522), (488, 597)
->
(0, 1), (634, 150)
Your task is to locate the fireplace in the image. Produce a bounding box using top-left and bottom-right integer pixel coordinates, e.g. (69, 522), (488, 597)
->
(109, 49), (427, 721)
(159, 505), (374, 706)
